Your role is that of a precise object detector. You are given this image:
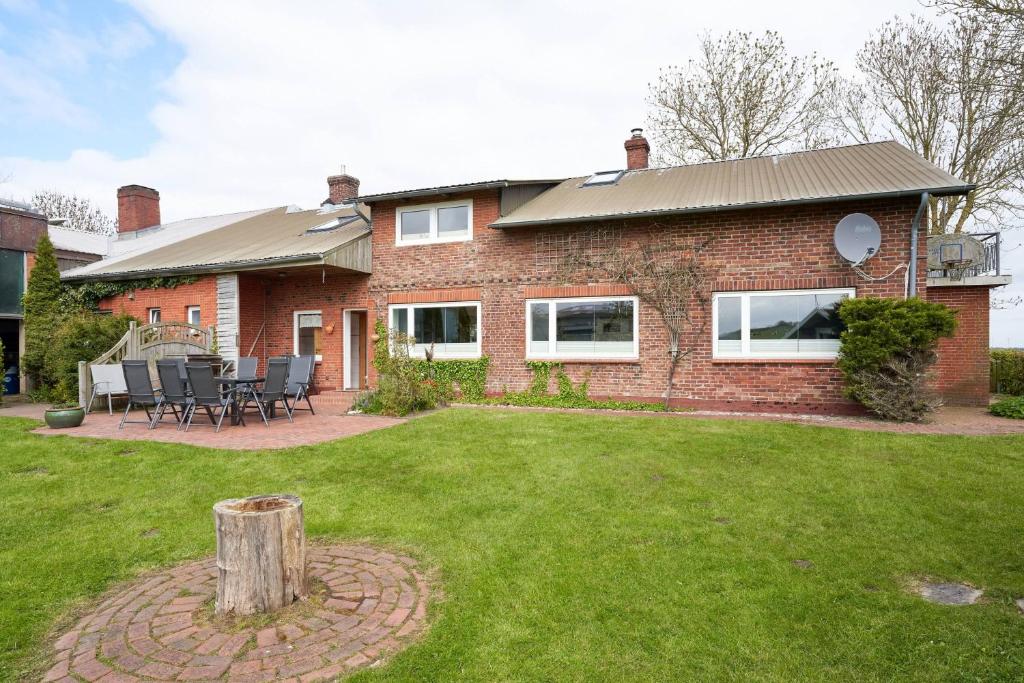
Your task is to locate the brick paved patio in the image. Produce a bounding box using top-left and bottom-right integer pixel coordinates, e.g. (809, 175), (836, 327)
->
(42, 545), (432, 683)
(21, 394), (405, 450)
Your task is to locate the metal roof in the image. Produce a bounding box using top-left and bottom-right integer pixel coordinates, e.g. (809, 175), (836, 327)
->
(62, 205), (371, 281)
(490, 142), (973, 228)
(356, 179), (564, 204)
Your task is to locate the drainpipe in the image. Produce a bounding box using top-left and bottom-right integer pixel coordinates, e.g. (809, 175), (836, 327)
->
(908, 192), (928, 298)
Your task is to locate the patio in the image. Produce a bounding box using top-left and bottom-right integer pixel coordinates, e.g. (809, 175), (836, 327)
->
(8, 394), (404, 450)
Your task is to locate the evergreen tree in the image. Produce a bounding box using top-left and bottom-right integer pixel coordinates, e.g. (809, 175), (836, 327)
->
(21, 233), (64, 394)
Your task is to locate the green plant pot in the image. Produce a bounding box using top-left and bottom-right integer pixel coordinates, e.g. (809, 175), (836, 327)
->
(44, 406), (86, 429)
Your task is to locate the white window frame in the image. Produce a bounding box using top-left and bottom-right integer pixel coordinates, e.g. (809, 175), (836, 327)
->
(388, 301), (482, 359)
(186, 306), (201, 326)
(394, 199), (473, 246)
(525, 296), (640, 360)
(148, 307), (161, 324)
(711, 288), (855, 360)
(293, 309), (323, 361)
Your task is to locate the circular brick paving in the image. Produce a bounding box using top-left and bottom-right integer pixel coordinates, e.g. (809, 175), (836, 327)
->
(43, 546), (432, 682)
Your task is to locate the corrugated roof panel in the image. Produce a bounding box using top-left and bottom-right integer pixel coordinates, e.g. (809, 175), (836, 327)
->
(492, 142), (971, 227)
(63, 205), (371, 280)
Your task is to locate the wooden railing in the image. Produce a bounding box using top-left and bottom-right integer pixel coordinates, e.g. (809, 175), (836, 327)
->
(77, 321), (214, 406)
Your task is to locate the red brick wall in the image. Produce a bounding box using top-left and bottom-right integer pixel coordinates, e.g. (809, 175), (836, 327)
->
(236, 271), (370, 392)
(366, 190), (926, 412)
(928, 285), (991, 406)
(98, 276), (218, 326)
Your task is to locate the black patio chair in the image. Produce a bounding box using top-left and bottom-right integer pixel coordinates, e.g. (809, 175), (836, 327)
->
(119, 360), (172, 430)
(240, 357), (292, 426)
(237, 357), (258, 379)
(155, 360), (193, 430)
(183, 363), (244, 432)
(234, 356), (260, 405)
(285, 355), (316, 415)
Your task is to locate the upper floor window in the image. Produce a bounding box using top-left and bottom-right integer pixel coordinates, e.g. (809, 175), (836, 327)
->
(712, 288), (853, 359)
(186, 306), (201, 326)
(395, 200), (472, 245)
(526, 296), (638, 359)
(148, 308), (161, 324)
(389, 301), (481, 358)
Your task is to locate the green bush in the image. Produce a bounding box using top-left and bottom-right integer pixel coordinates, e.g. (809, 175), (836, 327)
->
(990, 349), (1024, 396)
(990, 395), (1024, 419)
(21, 234), (63, 391)
(369, 321), (437, 416)
(837, 297), (957, 422)
(44, 313), (136, 403)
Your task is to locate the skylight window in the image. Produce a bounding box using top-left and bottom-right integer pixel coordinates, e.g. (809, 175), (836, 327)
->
(305, 215), (359, 234)
(582, 170), (624, 187)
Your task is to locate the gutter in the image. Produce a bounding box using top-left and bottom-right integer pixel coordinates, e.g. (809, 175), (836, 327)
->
(908, 192), (929, 298)
(488, 185), (975, 229)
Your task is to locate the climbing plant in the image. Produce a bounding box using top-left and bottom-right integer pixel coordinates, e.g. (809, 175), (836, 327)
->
(60, 275), (200, 311)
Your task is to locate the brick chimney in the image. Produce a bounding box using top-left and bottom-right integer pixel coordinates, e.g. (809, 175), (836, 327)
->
(326, 166), (360, 204)
(117, 185), (161, 233)
(625, 128), (650, 170)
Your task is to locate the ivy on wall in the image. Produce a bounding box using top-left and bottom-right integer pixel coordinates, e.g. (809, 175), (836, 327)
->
(60, 275), (200, 311)
(418, 357), (490, 401)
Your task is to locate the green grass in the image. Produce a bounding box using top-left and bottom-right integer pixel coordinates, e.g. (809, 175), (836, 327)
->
(2, 409), (1023, 681)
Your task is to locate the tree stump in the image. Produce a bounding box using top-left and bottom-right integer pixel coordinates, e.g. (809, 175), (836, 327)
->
(213, 494), (306, 616)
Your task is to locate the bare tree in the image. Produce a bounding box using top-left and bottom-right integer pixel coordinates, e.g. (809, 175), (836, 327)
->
(932, 1), (1023, 78)
(31, 190), (117, 235)
(560, 226), (712, 408)
(646, 31), (840, 165)
(838, 15), (1024, 233)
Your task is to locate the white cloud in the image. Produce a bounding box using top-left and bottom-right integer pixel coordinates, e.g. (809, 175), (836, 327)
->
(3, 0), (1020, 342)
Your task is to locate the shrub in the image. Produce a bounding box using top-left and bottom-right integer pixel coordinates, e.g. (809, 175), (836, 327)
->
(990, 395), (1024, 419)
(837, 297), (957, 422)
(44, 313), (136, 403)
(990, 349), (1024, 395)
(22, 233), (63, 391)
(369, 322), (436, 416)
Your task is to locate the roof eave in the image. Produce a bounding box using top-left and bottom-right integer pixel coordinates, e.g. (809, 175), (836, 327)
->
(61, 254), (329, 282)
(489, 185), (976, 229)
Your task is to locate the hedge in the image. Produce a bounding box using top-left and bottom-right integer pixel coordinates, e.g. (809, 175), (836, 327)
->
(991, 349), (1024, 396)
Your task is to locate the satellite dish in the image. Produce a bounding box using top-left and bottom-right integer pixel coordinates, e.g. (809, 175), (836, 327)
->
(834, 213), (882, 265)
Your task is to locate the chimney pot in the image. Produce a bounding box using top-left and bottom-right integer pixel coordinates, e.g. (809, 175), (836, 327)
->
(116, 185), (161, 233)
(624, 128), (651, 170)
(326, 170), (360, 204)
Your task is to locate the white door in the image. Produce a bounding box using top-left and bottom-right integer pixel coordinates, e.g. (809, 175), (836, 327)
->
(344, 310), (363, 390)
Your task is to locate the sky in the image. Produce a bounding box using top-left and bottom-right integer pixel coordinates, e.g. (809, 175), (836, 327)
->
(0, 0), (1020, 344)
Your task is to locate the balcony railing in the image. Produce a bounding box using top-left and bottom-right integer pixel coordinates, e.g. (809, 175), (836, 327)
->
(927, 231), (1001, 279)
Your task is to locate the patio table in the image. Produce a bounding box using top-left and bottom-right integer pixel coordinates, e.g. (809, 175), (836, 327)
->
(216, 376), (265, 425)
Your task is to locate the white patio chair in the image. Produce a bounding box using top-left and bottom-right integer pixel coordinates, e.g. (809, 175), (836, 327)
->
(87, 363), (129, 415)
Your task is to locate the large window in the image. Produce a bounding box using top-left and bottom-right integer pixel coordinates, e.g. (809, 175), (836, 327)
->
(395, 200), (472, 245)
(712, 289), (853, 359)
(294, 310), (323, 360)
(526, 297), (638, 359)
(389, 302), (481, 358)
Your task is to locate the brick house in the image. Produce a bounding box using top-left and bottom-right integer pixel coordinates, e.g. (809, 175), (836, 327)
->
(62, 133), (1011, 412)
(1, 198), (105, 394)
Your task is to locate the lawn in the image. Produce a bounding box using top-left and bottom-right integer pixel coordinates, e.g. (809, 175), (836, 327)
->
(1, 409), (1023, 681)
